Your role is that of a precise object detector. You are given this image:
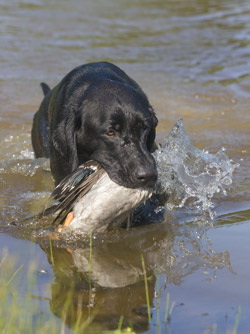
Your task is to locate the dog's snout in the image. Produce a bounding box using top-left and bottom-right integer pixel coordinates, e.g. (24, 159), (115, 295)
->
(135, 167), (157, 187)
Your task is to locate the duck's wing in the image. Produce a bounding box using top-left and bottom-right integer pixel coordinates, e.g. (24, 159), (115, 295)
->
(42, 161), (105, 224)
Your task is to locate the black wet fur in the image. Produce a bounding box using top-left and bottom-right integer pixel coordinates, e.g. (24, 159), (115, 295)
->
(40, 82), (51, 96)
(32, 62), (158, 188)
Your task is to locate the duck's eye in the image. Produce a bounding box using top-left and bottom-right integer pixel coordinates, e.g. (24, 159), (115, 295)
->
(107, 130), (115, 136)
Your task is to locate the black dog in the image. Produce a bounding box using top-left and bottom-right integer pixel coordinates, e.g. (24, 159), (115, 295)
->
(32, 62), (158, 188)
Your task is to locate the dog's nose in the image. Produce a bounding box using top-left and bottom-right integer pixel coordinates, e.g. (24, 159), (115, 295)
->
(135, 167), (157, 187)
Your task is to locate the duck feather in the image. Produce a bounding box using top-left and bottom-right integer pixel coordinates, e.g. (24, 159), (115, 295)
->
(44, 161), (105, 224)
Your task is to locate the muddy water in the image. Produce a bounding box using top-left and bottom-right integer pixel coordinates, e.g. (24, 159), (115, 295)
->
(1, 0), (250, 333)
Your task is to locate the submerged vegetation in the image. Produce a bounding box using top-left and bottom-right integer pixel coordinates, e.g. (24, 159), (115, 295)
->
(0, 251), (243, 334)
(0, 252), (96, 334)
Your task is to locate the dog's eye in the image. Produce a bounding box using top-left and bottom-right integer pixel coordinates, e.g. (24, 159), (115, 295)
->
(107, 130), (115, 136)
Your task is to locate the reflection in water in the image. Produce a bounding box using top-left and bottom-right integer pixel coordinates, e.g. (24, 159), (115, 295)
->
(39, 220), (233, 332)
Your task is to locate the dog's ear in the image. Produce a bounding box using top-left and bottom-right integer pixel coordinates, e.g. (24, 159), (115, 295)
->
(52, 116), (79, 172)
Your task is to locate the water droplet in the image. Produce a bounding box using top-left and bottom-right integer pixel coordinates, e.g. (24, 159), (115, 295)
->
(153, 121), (237, 220)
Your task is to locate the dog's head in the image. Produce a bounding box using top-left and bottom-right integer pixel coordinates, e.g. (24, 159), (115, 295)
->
(55, 80), (158, 189)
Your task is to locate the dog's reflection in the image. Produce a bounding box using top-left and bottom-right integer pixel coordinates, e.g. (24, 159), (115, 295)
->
(39, 222), (233, 332)
(39, 224), (174, 332)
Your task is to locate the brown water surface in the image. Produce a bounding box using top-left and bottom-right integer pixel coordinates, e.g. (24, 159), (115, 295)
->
(1, 0), (250, 333)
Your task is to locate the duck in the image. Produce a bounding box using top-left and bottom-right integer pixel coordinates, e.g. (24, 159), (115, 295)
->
(45, 160), (153, 233)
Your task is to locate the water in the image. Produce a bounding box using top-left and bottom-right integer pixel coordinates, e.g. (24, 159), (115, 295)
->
(154, 121), (238, 219)
(1, 0), (250, 333)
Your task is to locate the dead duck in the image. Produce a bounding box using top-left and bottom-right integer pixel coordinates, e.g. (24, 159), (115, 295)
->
(45, 160), (153, 233)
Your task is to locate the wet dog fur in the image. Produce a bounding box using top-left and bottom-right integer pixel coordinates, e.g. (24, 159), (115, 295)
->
(31, 62), (158, 188)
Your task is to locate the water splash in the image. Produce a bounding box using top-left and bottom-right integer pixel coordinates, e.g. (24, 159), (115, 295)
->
(153, 121), (238, 219)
